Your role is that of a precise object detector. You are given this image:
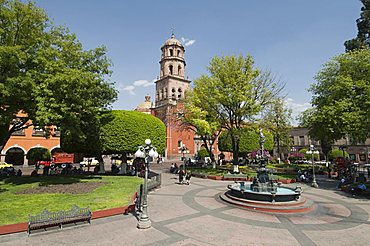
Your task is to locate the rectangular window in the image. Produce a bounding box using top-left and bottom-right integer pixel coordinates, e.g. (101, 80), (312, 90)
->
(11, 129), (25, 136)
(32, 126), (45, 137)
(299, 136), (305, 146)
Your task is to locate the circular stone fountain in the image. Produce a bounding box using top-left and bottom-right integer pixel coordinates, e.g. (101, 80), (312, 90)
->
(227, 181), (301, 203)
(220, 129), (315, 214)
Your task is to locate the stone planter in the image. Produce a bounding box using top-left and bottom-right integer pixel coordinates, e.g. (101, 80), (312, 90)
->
(208, 175), (222, 180)
(223, 177), (247, 181)
(279, 179), (296, 184)
(192, 173), (207, 179)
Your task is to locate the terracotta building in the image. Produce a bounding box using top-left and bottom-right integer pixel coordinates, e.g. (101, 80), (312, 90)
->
(0, 116), (61, 166)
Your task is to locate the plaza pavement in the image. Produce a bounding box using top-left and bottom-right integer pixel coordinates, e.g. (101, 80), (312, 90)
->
(1, 164), (370, 246)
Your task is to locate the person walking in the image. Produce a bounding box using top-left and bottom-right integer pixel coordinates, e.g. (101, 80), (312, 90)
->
(179, 168), (185, 184)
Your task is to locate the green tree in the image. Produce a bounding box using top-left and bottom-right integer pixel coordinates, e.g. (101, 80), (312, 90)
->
(261, 98), (292, 159)
(328, 149), (349, 161)
(344, 0), (370, 51)
(192, 55), (283, 169)
(308, 49), (370, 144)
(0, 0), (117, 152)
(100, 110), (166, 158)
(180, 89), (221, 166)
(60, 112), (102, 156)
(197, 148), (208, 159)
(218, 127), (273, 156)
(299, 108), (338, 161)
(26, 147), (51, 162)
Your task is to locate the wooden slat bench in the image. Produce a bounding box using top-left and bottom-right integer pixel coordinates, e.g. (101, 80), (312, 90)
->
(28, 205), (91, 236)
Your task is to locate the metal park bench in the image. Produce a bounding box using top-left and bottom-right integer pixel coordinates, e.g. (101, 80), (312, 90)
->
(28, 205), (91, 236)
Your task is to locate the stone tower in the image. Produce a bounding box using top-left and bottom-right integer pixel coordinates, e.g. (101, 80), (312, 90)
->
(153, 34), (194, 159)
(155, 34), (191, 108)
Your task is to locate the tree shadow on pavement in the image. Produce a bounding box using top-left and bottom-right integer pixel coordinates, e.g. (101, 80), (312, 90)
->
(1, 175), (102, 186)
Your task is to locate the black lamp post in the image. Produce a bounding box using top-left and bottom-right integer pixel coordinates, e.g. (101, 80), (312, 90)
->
(134, 139), (158, 229)
(306, 145), (319, 188)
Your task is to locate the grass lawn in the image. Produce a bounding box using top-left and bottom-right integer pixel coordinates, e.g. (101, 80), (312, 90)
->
(0, 175), (142, 226)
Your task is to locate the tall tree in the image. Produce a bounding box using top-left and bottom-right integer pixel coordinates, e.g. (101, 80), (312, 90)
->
(180, 89), (221, 166)
(344, 0), (370, 51)
(192, 55), (283, 171)
(218, 127), (273, 156)
(261, 98), (292, 160)
(0, 0), (117, 151)
(307, 49), (370, 145)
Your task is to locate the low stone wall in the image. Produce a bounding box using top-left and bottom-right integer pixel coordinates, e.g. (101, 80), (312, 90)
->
(191, 172), (296, 183)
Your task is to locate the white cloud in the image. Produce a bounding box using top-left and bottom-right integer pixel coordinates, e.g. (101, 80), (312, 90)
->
(181, 37), (196, 47)
(121, 85), (136, 95)
(185, 40), (195, 46)
(119, 78), (156, 96)
(284, 98), (312, 125)
(133, 80), (153, 87)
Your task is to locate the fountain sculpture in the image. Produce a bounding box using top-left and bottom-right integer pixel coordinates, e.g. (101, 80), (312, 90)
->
(220, 129), (314, 213)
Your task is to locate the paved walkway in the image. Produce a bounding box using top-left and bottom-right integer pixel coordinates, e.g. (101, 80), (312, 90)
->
(1, 168), (370, 245)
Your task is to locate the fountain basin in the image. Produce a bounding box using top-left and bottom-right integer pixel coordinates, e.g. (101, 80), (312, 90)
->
(228, 182), (301, 202)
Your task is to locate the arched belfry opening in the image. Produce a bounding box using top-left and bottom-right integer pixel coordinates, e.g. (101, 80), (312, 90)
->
(159, 33), (186, 79)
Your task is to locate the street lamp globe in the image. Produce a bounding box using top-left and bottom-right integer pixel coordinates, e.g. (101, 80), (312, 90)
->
(134, 149), (145, 158)
(145, 139), (151, 145)
(149, 149), (158, 158)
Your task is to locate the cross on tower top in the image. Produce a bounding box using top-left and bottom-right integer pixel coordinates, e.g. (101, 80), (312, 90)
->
(170, 26), (175, 38)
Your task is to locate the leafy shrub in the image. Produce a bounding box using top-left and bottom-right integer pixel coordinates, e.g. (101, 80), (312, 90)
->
(197, 148), (208, 159)
(329, 148), (349, 160)
(26, 147), (52, 161)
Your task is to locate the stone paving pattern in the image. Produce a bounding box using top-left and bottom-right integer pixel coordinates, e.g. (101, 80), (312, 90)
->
(1, 165), (370, 246)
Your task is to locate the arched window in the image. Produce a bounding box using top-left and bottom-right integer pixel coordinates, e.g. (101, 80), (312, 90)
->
(178, 65), (182, 76)
(177, 50), (181, 57)
(178, 140), (183, 148)
(169, 49), (173, 56)
(169, 65), (173, 75)
(164, 88), (168, 98)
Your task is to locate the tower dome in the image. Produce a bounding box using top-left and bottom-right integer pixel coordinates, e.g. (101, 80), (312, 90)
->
(164, 34), (183, 47)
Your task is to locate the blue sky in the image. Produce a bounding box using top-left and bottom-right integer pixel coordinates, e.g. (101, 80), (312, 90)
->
(33, 0), (362, 122)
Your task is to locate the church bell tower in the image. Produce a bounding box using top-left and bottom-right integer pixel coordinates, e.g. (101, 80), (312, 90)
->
(153, 34), (193, 159)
